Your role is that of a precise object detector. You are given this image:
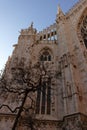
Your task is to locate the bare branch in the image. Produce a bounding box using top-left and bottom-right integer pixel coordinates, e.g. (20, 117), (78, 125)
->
(0, 104), (20, 113)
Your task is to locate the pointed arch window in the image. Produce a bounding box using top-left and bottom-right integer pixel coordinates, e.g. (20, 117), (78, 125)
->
(35, 49), (52, 115)
(40, 51), (51, 61)
(35, 79), (51, 115)
(81, 15), (87, 48)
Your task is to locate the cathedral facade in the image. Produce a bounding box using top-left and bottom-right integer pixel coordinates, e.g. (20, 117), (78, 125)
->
(0, 0), (87, 130)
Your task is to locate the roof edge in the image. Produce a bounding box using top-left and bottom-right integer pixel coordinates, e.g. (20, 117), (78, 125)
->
(65, 0), (86, 17)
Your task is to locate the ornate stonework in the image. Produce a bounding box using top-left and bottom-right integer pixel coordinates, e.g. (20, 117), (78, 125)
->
(0, 0), (87, 130)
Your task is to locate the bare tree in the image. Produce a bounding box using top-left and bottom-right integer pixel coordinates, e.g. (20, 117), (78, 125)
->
(0, 61), (51, 130)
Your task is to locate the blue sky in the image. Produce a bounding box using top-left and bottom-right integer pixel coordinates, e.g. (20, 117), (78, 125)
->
(0, 0), (79, 70)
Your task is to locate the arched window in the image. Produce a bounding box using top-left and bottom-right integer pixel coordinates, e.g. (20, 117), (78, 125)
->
(35, 49), (52, 115)
(81, 15), (87, 48)
(40, 51), (51, 61)
(35, 78), (51, 115)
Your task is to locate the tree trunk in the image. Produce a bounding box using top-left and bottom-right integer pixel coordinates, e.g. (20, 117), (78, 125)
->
(12, 90), (29, 130)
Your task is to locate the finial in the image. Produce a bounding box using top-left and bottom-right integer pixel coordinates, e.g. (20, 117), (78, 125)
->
(31, 22), (33, 28)
(57, 4), (64, 15)
(57, 4), (60, 14)
(56, 4), (65, 23)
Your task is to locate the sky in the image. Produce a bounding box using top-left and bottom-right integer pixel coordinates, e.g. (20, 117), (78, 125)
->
(0, 0), (79, 70)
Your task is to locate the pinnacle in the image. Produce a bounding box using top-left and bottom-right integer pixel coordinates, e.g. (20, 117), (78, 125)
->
(57, 4), (64, 16)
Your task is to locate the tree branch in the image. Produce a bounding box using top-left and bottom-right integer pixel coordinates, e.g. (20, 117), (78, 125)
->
(0, 104), (20, 113)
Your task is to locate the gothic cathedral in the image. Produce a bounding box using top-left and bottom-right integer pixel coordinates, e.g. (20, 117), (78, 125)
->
(0, 0), (87, 130)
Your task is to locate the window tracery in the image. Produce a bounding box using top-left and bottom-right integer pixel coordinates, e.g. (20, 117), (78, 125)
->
(36, 79), (51, 115)
(36, 49), (52, 115)
(81, 15), (87, 48)
(40, 51), (51, 62)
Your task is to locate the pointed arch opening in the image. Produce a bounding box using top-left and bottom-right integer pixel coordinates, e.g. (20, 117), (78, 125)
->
(77, 8), (87, 49)
(39, 47), (53, 62)
(35, 48), (53, 115)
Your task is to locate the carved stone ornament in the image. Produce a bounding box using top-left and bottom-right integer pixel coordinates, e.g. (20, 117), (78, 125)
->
(66, 81), (72, 97)
(62, 117), (83, 130)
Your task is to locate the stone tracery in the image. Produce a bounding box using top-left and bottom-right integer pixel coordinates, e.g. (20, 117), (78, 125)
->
(81, 15), (87, 48)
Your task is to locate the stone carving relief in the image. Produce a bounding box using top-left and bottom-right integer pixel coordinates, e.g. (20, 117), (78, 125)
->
(11, 57), (18, 68)
(66, 81), (72, 97)
(11, 57), (25, 75)
(62, 117), (83, 130)
(18, 57), (25, 67)
(60, 52), (71, 70)
(76, 83), (83, 101)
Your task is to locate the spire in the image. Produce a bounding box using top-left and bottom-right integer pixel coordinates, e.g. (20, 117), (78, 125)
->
(56, 4), (65, 23)
(57, 4), (64, 16)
